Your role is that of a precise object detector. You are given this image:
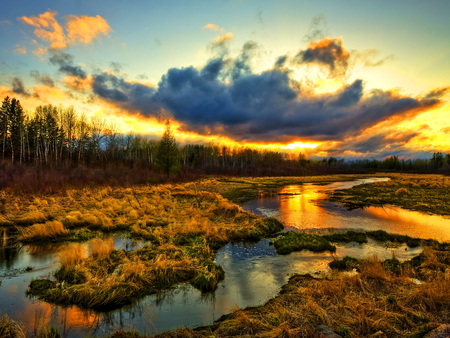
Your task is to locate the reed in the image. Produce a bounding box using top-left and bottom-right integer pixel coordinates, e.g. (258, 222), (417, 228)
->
(20, 220), (69, 241)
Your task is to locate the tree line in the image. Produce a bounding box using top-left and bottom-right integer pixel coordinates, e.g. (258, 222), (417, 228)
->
(1, 96), (449, 181)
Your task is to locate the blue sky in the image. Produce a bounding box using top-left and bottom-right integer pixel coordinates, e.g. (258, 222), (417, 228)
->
(0, 0), (449, 158)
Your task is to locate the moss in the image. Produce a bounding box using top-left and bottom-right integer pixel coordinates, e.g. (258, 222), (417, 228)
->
(366, 230), (422, 248)
(329, 256), (360, 270)
(273, 231), (336, 255)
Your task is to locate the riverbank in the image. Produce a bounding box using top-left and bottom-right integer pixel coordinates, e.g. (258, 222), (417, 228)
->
(2, 174), (450, 337)
(327, 173), (450, 216)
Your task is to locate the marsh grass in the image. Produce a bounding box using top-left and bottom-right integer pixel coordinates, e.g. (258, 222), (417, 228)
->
(151, 242), (450, 338)
(0, 314), (26, 338)
(19, 220), (69, 242)
(274, 231), (336, 254)
(327, 173), (450, 215)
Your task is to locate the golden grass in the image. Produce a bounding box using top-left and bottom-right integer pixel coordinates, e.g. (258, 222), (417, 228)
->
(328, 173), (450, 215)
(90, 238), (114, 258)
(57, 243), (87, 266)
(0, 314), (26, 338)
(151, 246), (450, 338)
(19, 220), (69, 241)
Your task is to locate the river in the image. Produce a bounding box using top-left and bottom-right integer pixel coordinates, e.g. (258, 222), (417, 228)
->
(0, 177), (449, 337)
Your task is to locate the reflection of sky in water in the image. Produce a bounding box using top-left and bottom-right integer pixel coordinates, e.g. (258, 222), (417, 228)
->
(242, 178), (450, 242)
(0, 177), (446, 336)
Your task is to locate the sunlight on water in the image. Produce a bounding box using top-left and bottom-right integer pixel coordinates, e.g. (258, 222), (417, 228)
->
(242, 178), (450, 241)
(1, 177), (448, 336)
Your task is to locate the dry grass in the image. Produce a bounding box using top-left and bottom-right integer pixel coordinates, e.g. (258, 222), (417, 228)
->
(328, 173), (450, 215)
(0, 314), (26, 338)
(19, 220), (69, 241)
(152, 245), (450, 338)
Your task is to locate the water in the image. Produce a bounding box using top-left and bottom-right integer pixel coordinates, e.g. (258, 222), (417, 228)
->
(242, 178), (450, 242)
(1, 177), (449, 336)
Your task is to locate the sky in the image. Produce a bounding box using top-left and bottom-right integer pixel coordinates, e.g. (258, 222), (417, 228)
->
(1, 0), (449, 159)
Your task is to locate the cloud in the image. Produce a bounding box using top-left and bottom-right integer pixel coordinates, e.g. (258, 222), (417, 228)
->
(49, 51), (87, 78)
(30, 70), (55, 87)
(303, 15), (329, 42)
(14, 45), (27, 54)
(66, 14), (112, 44)
(354, 49), (395, 67)
(214, 32), (234, 43)
(21, 11), (111, 53)
(295, 37), (350, 78)
(21, 11), (67, 49)
(203, 23), (224, 32)
(64, 75), (93, 90)
(12, 77), (31, 97)
(346, 130), (419, 154)
(42, 38), (447, 157)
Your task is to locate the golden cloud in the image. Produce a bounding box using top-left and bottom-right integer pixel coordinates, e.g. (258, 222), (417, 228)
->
(214, 32), (234, 43)
(21, 11), (111, 52)
(66, 15), (112, 44)
(203, 23), (224, 32)
(21, 11), (67, 49)
(64, 75), (93, 90)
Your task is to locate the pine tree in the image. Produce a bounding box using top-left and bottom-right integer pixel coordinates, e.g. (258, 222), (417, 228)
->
(155, 119), (180, 176)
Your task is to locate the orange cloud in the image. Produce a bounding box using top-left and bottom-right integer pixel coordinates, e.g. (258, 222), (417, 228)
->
(64, 75), (93, 90)
(203, 23), (224, 32)
(21, 11), (111, 53)
(214, 32), (233, 43)
(66, 15), (112, 44)
(14, 45), (27, 54)
(21, 11), (67, 49)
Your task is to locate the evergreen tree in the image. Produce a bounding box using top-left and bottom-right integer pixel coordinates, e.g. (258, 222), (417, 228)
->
(155, 119), (180, 176)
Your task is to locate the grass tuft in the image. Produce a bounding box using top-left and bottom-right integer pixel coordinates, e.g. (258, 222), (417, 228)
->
(19, 220), (69, 242)
(274, 231), (336, 254)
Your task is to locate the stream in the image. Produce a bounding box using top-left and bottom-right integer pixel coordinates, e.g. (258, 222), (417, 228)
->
(1, 177), (449, 337)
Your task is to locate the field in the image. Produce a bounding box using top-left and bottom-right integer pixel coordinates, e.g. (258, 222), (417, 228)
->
(1, 173), (450, 337)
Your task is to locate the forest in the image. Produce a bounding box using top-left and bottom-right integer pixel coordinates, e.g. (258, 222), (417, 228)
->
(1, 96), (449, 192)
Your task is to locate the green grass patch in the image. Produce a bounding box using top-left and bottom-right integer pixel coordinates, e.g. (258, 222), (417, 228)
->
(329, 256), (360, 270)
(274, 231), (336, 255)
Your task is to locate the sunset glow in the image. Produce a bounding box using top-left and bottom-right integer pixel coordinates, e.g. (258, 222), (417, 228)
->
(0, 1), (449, 159)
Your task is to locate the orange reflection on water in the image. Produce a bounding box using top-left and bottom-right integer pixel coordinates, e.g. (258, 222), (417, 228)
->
(278, 184), (329, 229)
(274, 183), (450, 241)
(18, 301), (100, 334)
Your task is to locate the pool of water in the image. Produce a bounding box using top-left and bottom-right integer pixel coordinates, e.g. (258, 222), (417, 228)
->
(1, 177), (449, 336)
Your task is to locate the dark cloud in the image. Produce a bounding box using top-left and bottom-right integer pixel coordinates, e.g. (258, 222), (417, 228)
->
(274, 55), (288, 68)
(12, 77), (30, 96)
(110, 62), (123, 73)
(230, 41), (259, 80)
(49, 51), (87, 78)
(295, 37), (350, 77)
(82, 40), (444, 150)
(330, 79), (363, 107)
(92, 72), (158, 114)
(349, 131), (418, 153)
(30, 70), (55, 87)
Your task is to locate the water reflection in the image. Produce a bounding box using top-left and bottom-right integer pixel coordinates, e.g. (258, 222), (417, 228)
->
(1, 177), (448, 336)
(242, 178), (450, 241)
